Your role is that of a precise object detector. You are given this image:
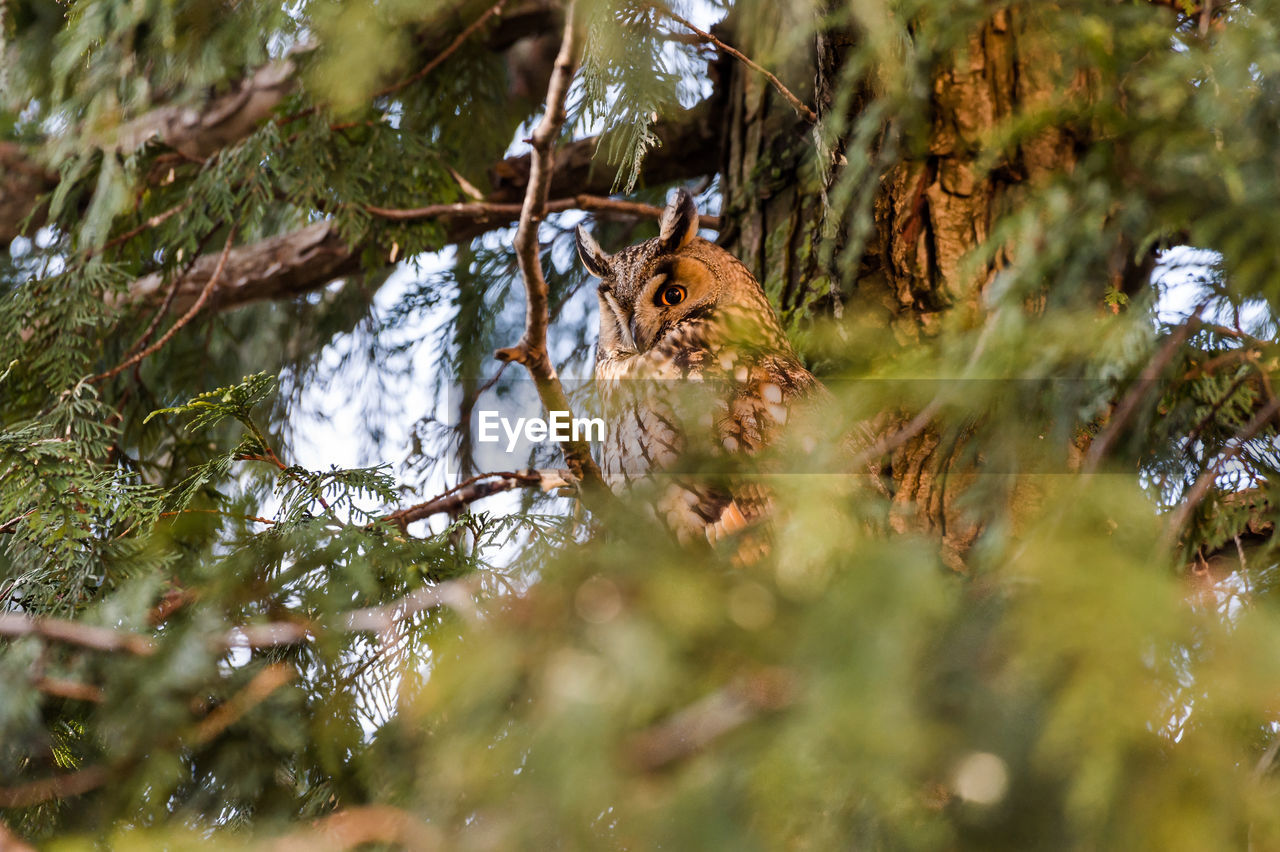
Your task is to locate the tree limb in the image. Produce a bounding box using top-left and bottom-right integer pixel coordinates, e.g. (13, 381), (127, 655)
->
(266, 805), (440, 852)
(0, 0), (563, 243)
(494, 0), (610, 498)
(190, 664), (295, 745)
(115, 51), (308, 159)
(382, 469), (570, 529)
(119, 221), (362, 316)
(626, 668), (796, 772)
(32, 677), (104, 703)
(0, 613), (156, 656)
(0, 766), (110, 809)
(225, 577), (479, 650)
(366, 192), (721, 230)
(2, 577), (472, 672)
(1084, 303), (1208, 473)
(103, 103), (719, 322)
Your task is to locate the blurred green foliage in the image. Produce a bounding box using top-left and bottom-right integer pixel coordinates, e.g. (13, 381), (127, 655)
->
(2, 0), (1280, 849)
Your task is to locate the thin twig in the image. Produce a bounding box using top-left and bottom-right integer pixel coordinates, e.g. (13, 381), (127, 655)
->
(225, 578), (479, 650)
(280, 0), (510, 125)
(653, 2), (817, 124)
(191, 664), (295, 744)
(159, 508), (277, 525)
(1255, 735), (1280, 781)
(1199, 0), (1214, 36)
(0, 668), (292, 808)
(88, 198), (191, 258)
(7, 578), (478, 661)
(32, 676), (105, 703)
(1085, 303), (1208, 472)
(0, 509), (32, 535)
(1184, 368), (1256, 447)
(111, 507), (276, 543)
(372, 0), (511, 100)
(365, 193), (721, 230)
(117, 226), (217, 366)
(849, 309), (1000, 470)
(474, 361), (510, 399)
(493, 1), (609, 500)
(382, 470), (557, 529)
(236, 445), (334, 515)
(1162, 395), (1280, 553)
(91, 226), (238, 384)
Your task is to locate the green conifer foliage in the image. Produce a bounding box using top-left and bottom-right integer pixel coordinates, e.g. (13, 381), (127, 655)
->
(2, 0), (1280, 848)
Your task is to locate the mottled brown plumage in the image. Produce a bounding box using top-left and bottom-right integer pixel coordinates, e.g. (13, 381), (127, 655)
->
(576, 188), (818, 546)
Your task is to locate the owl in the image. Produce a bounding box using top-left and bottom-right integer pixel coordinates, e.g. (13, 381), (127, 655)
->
(575, 188), (819, 547)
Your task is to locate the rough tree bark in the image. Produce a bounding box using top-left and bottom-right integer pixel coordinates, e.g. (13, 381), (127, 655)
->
(716, 3), (1135, 570)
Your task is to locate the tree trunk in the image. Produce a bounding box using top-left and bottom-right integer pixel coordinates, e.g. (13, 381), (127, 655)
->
(718, 4), (1113, 570)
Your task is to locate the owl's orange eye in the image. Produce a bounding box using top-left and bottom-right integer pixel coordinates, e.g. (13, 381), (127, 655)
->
(657, 284), (687, 307)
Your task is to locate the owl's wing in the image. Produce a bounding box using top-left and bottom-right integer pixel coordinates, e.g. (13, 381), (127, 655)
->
(598, 336), (820, 556)
(659, 351), (816, 552)
(596, 346), (696, 491)
(660, 479), (772, 547)
(714, 351), (820, 454)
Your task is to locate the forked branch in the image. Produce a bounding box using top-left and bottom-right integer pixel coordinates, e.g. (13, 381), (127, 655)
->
(494, 0), (609, 501)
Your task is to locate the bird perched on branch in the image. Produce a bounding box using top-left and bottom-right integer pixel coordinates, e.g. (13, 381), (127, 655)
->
(576, 188), (820, 548)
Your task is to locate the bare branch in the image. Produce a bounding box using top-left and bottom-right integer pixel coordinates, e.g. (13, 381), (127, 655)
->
(0, 766), (110, 809)
(191, 664), (295, 745)
(266, 805), (440, 852)
(0, 613), (156, 656)
(379, 0), (513, 100)
(121, 221), (362, 316)
(224, 578), (479, 650)
(343, 580), (480, 631)
(0, 510), (32, 536)
(1162, 395), (1280, 553)
(367, 193), (721, 230)
(1084, 303), (1208, 472)
(0, 668), (292, 808)
(494, 1), (610, 498)
(116, 52), (307, 159)
(653, 3), (817, 124)
(32, 677), (104, 703)
(627, 668), (796, 772)
(1, 576), (475, 660)
(97, 102), (718, 321)
(382, 469), (572, 529)
(88, 198), (192, 258)
(282, 0), (512, 126)
(93, 226), (238, 383)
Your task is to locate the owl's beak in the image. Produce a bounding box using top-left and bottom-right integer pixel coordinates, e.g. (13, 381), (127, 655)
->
(628, 315), (643, 352)
(601, 289), (637, 351)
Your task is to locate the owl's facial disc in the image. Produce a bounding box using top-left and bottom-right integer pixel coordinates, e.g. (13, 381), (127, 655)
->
(628, 258), (718, 351)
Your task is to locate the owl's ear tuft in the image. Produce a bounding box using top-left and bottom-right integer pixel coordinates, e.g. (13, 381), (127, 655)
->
(658, 188), (699, 254)
(576, 225), (613, 278)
